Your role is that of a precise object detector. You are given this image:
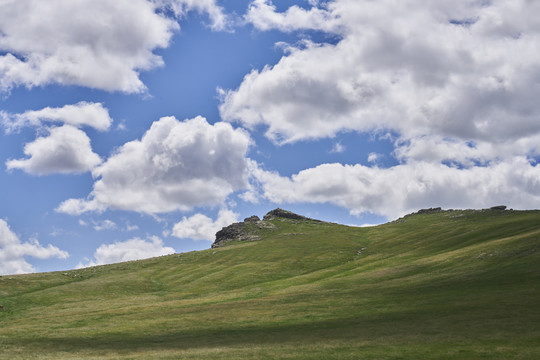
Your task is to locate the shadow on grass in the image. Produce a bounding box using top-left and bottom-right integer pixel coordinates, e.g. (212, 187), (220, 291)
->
(14, 319), (366, 353)
(10, 314), (538, 357)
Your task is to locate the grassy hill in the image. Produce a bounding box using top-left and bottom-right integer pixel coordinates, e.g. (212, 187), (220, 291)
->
(0, 209), (539, 359)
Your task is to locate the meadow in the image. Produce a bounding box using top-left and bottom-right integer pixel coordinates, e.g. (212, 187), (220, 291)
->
(1, 209), (539, 359)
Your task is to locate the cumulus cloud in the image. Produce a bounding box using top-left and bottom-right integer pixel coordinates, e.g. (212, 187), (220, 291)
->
(57, 116), (251, 215)
(6, 125), (102, 175)
(1, 102), (113, 133)
(223, 0), (540, 155)
(245, 0), (341, 33)
(0, 219), (69, 275)
(250, 158), (540, 219)
(218, 0), (540, 218)
(172, 208), (238, 241)
(2, 102), (111, 175)
(0, 0), (228, 93)
(78, 236), (174, 268)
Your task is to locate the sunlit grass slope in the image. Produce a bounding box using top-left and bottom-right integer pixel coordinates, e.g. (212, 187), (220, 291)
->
(1, 209), (539, 359)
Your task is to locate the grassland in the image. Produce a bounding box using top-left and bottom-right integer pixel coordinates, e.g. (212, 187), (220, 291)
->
(0, 209), (539, 359)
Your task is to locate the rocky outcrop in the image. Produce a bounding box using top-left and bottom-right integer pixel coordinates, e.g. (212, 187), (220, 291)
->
(490, 205), (507, 211)
(263, 208), (320, 222)
(416, 207), (442, 214)
(212, 209), (320, 248)
(212, 217), (274, 248)
(214, 222), (251, 247)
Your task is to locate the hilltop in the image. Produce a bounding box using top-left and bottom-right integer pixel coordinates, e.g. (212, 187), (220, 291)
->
(212, 208), (321, 248)
(0, 208), (539, 359)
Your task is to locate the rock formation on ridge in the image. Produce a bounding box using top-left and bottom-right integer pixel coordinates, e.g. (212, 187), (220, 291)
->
(212, 208), (320, 248)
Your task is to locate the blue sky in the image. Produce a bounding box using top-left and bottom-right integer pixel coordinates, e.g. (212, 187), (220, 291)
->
(1, 0), (540, 275)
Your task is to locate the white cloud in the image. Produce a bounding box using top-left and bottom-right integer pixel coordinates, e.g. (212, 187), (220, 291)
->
(172, 208), (238, 241)
(239, 189), (260, 204)
(221, 0), (540, 219)
(93, 220), (117, 231)
(57, 116), (251, 215)
(367, 153), (381, 163)
(125, 223), (139, 232)
(1, 102), (113, 133)
(0, 0), (228, 93)
(82, 218), (138, 231)
(250, 158), (540, 219)
(160, 0), (231, 31)
(78, 236), (174, 268)
(394, 135), (540, 167)
(330, 142), (345, 154)
(0, 219), (68, 275)
(245, 0), (341, 33)
(2, 102), (110, 175)
(6, 125), (102, 175)
(224, 0), (540, 155)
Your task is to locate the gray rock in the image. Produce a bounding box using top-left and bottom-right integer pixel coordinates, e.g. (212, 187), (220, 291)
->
(212, 209), (319, 248)
(212, 217), (275, 248)
(263, 208), (320, 222)
(417, 207), (442, 214)
(244, 215), (260, 222)
(213, 222), (247, 248)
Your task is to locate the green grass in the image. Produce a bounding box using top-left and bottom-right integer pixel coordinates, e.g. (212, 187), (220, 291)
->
(1, 209), (539, 359)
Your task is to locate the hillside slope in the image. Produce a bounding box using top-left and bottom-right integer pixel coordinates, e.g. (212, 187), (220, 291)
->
(0, 209), (539, 359)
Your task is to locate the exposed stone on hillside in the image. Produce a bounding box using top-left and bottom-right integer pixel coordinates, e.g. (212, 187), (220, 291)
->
(212, 209), (321, 248)
(416, 207), (442, 214)
(212, 217), (275, 248)
(263, 208), (321, 222)
(490, 205), (507, 211)
(244, 215), (260, 222)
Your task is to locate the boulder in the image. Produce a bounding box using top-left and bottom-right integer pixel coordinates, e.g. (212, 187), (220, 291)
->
(214, 222), (245, 245)
(244, 215), (260, 222)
